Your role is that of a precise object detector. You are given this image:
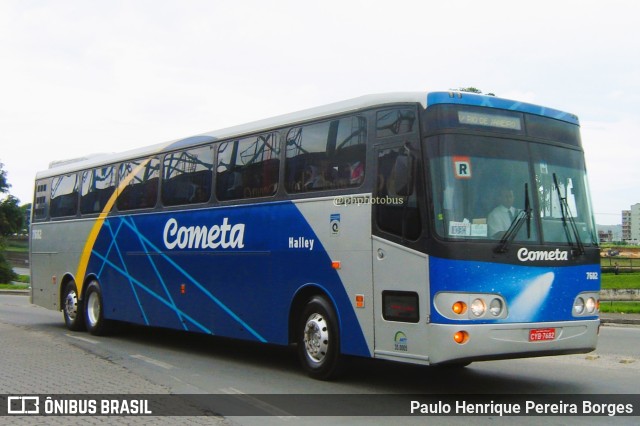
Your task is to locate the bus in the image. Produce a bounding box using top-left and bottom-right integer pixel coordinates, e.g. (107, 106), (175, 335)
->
(30, 91), (601, 380)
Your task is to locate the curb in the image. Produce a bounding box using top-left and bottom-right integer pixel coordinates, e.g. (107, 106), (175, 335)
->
(600, 317), (640, 326)
(0, 289), (30, 296)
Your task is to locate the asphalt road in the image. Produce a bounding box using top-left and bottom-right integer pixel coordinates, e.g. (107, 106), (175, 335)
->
(0, 294), (638, 425)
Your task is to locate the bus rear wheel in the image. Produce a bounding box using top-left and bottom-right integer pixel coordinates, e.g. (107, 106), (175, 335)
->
(297, 296), (343, 380)
(84, 280), (110, 336)
(62, 280), (85, 331)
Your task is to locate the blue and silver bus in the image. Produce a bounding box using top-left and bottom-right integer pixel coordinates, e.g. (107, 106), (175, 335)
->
(30, 91), (600, 380)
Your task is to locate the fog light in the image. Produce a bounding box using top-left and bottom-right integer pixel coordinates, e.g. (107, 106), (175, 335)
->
(470, 298), (486, 317)
(452, 301), (467, 315)
(585, 297), (596, 314)
(453, 330), (469, 344)
(574, 297), (585, 315)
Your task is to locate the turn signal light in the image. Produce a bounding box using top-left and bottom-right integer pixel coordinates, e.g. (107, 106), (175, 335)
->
(453, 330), (469, 344)
(452, 301), (467, 315)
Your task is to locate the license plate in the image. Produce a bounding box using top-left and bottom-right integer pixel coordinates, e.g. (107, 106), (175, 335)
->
(529, 328), (556, 342)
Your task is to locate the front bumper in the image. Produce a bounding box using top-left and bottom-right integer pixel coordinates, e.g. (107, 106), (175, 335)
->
(427, 319), (599, 365)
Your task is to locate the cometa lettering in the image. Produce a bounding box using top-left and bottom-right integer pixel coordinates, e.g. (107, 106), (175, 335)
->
(517, 248), (568, 262)
(163, 218), (245, 250)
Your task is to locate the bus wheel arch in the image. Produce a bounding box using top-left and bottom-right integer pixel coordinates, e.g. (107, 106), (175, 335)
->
(291, 287), (344, 380)
(61, 275), (85, 331)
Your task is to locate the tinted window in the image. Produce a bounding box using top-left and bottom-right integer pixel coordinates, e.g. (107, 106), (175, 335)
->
(376, 146), (421, 240)
(163, 146), (213, 206)
(526, 114), (581, 146)
(33, 180), (49, 221)
(117, 158), (160, 211)
(50, 174), (79, 218)
(81, 166), (116, 214)
(376, 108), (416, 138)
(285, 116), (366, 193)
(216, 133), (279, 201)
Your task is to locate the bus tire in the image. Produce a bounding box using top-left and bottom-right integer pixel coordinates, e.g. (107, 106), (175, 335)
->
(84, 280), (110, 336)
(62, 280), (85, 331)
(297, 295), (343, 380)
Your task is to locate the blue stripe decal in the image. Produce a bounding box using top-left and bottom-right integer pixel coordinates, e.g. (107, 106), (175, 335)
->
(102, 219), (149, 326)
(89, 213), (267, 342)
(91, 250), (212, 333)
(127, 216), (188, 330)
(119, 216), (267, 342)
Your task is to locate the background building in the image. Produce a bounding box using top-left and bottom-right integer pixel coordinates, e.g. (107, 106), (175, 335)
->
(622, 210), (631, 242)
(621, 203), (640, 244)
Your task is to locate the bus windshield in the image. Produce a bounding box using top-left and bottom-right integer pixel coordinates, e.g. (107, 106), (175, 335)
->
(427, 134), (598, 246)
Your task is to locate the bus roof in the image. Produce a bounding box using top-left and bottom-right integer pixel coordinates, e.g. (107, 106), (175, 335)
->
(37, 91), (579, 179)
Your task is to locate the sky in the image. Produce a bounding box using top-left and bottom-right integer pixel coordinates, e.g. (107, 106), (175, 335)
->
(1, 0), (638, 225)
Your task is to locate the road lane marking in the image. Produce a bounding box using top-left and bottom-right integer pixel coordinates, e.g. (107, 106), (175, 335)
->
(65, 334), (99, 344)
(130, 354), (175, 370)
(220, 387), (297, 419)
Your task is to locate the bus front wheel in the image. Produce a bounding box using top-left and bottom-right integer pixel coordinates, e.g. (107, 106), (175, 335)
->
(84, 280), (110, 336)
(297, 296), (343, 380)
(62, 280), (85, 331)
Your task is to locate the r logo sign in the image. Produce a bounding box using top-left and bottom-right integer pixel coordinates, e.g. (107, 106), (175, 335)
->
(453, 156), (472, 179)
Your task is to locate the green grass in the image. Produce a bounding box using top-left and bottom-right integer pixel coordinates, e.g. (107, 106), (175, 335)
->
(599, 301), (640, 314)
(3, 239), (28, 253)
(14, 274), (30, 284)
(601, 272), (640, 289)
(0, 283), (29, 290)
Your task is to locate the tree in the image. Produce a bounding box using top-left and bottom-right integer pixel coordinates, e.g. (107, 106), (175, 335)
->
(0, 161), (23, 283)
(0, 195), (24, 236)
(457, 87), (496, 96)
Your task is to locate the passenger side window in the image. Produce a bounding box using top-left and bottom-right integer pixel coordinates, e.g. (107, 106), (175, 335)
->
(162, 146), (213, 206)
(117, 158), (160, 211)
(50, 173), (79, 218)
(285, 116), (366, 193)
(81, 166), (116, 214)
(216, 133), (279, 201)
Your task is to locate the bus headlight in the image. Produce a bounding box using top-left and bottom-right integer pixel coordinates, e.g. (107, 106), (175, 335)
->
(434, 292), (507, 320)
(585, 297), (597, 314)
(470, 298), (486, 317)
(489, 298), (503, 316)
(573, 297), (585, 315)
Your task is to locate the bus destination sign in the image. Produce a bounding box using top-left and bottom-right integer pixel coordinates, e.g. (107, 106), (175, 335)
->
(458, 111), (522, 130)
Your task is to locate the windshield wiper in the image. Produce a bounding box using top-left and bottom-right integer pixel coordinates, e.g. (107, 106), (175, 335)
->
(495, 183), (532, 253)
(553, 173), (585, 255)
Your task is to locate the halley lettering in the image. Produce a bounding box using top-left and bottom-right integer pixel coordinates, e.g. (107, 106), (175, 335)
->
(163, 218), (245, 250)
(517, 248), (568, 262)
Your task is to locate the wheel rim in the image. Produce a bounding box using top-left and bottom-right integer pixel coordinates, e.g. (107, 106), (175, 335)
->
(64, 289), (78, 321)
(303, 312), (329, 364)
(86, 291), (101, 327)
